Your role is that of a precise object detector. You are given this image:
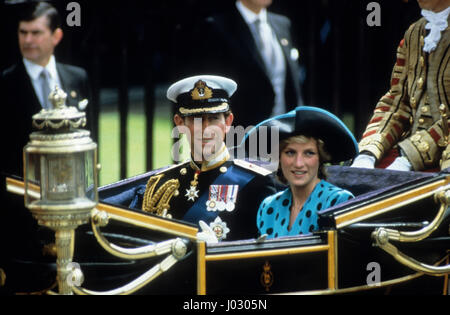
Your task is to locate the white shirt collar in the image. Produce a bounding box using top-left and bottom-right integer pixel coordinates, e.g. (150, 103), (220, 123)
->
(236, 0), (268, 24)
(190, 142), (230, 172)
(421, 7), (450, 52)
(23, 55), (58, 81)
(421, 6), (450, 22)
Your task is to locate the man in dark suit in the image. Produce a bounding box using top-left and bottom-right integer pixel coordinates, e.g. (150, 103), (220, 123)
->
(0, 2), (92, 177)
(0, 2), (92, 293)
(175, 0), (304, 129)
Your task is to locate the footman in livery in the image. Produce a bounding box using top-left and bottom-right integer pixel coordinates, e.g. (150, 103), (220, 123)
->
(352, 0), (450, 172)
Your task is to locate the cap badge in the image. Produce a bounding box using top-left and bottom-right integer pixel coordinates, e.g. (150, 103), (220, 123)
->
(191, 80), (213, 100)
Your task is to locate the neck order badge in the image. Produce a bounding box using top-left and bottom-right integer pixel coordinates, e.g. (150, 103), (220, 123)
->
(186, 170), (201, 201)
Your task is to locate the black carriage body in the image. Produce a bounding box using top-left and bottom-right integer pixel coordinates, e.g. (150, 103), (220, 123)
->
(1, 166), (449, 295)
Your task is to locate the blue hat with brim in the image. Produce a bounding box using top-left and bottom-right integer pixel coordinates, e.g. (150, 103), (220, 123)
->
(241, 106), (358, 163)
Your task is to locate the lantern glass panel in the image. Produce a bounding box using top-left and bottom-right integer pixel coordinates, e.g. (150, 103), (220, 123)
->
(25, 148), (97, 208)
(24, 150), (41, 206)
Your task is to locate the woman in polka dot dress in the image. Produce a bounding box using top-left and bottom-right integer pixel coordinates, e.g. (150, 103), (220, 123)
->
(254, 106), (358, 239)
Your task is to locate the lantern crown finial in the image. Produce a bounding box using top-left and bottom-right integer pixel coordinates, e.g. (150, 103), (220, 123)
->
(49, 85), (67, 110)
(32, 86), (86, 131)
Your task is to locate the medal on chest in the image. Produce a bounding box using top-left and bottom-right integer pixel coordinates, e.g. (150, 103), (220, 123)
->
(185, 170), (200, 201)
(206, 184), (239, 212)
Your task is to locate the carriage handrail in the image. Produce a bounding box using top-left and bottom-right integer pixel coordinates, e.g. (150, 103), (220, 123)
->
(371, 186), (450, 276)
(371, 184), (450, 243)
(70, 252), (182, 295)
(372, 233), (450, 276)
(90, 208), (188, 260)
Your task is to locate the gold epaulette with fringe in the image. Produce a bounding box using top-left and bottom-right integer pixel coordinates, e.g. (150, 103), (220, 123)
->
(141, 161), (189, 217)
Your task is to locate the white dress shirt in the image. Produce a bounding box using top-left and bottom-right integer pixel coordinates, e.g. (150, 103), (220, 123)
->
(23, 55), (62, 109)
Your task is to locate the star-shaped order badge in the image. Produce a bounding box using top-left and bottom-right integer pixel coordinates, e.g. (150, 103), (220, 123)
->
(186, 170), (200, 201)
(185, 185), (199, 201)
(210, 216), (230, 241)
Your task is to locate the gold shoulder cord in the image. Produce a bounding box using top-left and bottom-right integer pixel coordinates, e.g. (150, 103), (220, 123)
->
(142, 174), (180, 218)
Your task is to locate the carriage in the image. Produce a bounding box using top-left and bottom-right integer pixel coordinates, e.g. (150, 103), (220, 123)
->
(2, 164), (449, 295)
(1, 88), (449, 295)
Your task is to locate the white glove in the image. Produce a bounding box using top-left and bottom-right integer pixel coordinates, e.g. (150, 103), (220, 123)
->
(196, 220), (218, 244)
(386, 156), (412, 171)
(351, 154), (376, 169)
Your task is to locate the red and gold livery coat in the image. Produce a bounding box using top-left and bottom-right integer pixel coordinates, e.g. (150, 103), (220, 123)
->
(359, 16), (450, 171)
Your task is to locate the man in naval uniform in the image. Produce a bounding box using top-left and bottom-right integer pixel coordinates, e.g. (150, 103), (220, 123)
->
(107, 75), (277, 242)
(351, 0), (450, 172)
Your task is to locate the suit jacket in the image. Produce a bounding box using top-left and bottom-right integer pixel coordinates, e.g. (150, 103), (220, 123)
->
(0, 60), (92, 177)
(175, 5), (303, 129)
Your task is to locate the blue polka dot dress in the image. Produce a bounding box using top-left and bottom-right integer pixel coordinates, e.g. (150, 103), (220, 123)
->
(257, 180), (353, 239)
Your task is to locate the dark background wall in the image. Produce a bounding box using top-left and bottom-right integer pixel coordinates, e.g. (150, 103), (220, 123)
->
(0, 0), (422, 173)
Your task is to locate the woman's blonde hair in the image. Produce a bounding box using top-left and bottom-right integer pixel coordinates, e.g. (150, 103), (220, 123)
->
(276, 135), (331, 184)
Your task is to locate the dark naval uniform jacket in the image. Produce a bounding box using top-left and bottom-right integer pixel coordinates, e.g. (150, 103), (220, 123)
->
(359, 15), (450, 171)
(106, 157), (277, 241)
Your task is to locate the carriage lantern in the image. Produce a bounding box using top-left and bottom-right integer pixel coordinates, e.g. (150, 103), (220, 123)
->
(23, 86), (98, 294)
